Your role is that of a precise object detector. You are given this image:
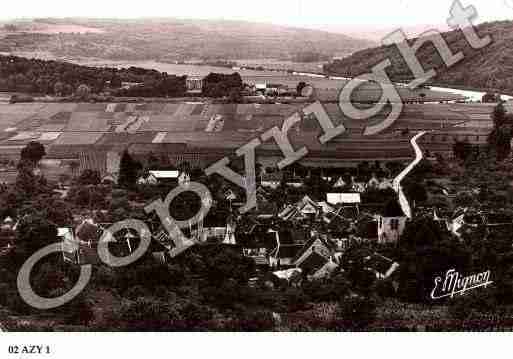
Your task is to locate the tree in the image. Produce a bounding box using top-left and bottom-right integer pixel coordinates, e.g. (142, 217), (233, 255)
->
(78, 169), (101, 186)
(15, 160), (48, 199)
(482, 92), (499, 103)
(20, 141), (45, 164)
(398, 217), (472, 302)
(493, 102), (506, 128)
(296, 81), (307, 96)
(118, 151), (142, 188)
(487, 102), (513, 161)
(335, 296), (377, 331)
(453, 140), (474, 162)
(68, 160), (80, 177)
(76, 84), (91, 100)
(145, 152), (161, 170)
(403, 181), (428, 204)
(453, 192), (477, 208)
(110, 74), (122, 88)
(19, 195), (73, 227)
(53, 81), (65, 96)
(202, 73), (243, 98)
(16, 214), (58, 254)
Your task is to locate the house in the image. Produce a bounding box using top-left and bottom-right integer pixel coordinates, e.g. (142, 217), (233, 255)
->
(327, 193), (361, 216)
(351, 177), (367, 193)
(449, 207), (485, 237)
(186, 76), (204, 93)
(333, 177), (347, 189)
(433, 209), (451, 231)
(309, 260), (339, 280)
(268, 229), (306, 269)
(272, 268), (303, 286)
(1, 217), (14, 231)
(327, 193), (361, 206)
(0, 217), (16, 247)
(297, 195), (320, 217)
(356, 214), (379, 240)
(255, 83), (289, 96)
(243, 247), (269, 267)
(376, 201), (408, 244)
(364, 252), (400, 280)
(317, 201), (335, 215)
(286, 178), (304, 188)
(61, 219), (146, 265)
(257, 201), (278, 220)
(138, 170), (180, 185)
(191, 211), (237, 244)
(78, 150), (122, 184)
(277, 196), (321, 221)
(255, 83), (267, 94)
(178, 172), (191, 186)
(256, 186), (271, 204)
(378, 179), (394, 190)
(367, 174), (380, 189)
(293, 237), (332, 275)
(261, 172), (283, 189)
(224, 188), (238, 202)
(61, 220), (106, 265)
(269, 243), (305, 268)
(278, 204), (302, 221)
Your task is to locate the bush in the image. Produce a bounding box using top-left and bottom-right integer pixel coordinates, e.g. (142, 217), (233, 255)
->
(303, 276), (350, 303)
(64, 296), (95, 326)
(112, 297), (184, 331)
(448, 290), (498, 321)
(335, 296), (377, 331)
(124, 285), (150, 300)
(219, 310), (275, 331)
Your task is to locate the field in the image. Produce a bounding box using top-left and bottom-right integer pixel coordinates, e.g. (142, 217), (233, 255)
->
(0, 101), (496, 169)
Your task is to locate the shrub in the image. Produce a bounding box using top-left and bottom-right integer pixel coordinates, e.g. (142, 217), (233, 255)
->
(335, 296), (377, 331)
(112, 297), (184, 331)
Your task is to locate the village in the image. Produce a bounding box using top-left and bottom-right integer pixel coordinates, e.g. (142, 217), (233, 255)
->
(2, 126), (512, 309)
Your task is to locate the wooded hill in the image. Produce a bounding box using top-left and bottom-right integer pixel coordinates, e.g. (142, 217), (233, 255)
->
(324, 21), (513, 94)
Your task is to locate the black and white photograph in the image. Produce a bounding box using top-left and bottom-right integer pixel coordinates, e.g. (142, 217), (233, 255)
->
(0, 0), (513, 354)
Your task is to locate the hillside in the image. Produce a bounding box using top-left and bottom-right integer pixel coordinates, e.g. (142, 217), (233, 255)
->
(324, 21), (513, 94)
(0, 18), (374, 62)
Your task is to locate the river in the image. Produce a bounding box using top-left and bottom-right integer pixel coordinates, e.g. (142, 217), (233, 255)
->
(75, 59), (513, 102)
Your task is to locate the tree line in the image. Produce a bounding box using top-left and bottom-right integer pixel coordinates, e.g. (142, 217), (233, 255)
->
(0, 55), (243, 99)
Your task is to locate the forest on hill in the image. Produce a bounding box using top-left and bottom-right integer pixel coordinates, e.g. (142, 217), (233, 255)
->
(324, 21), (513, 94)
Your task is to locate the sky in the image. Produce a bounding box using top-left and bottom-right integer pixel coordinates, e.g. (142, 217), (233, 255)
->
(2, 0), (512, 32)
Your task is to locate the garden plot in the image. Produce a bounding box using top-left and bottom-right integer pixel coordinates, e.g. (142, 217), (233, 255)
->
(139, 115), (199, 132)
(7, 131), (41, 141)
(152, 132), (167, 143)
(48, 111), (73, 124)
(66, 112), (100, 131)
(205, 115), (225, 133)
(0, 113), (30, 132)
(89, 117), (111, 132)
(38, 132), (62, 142)
(162, 104), (181, 115)
(173, 103), (196, 117)
(75, 103), (107, 112)
(52, 132), (104, 145)
(126, 116), (150, 133)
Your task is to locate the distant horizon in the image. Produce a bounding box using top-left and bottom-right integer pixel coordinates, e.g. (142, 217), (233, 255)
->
(1, 15), (510, 43)
(1, 0), (511, 39)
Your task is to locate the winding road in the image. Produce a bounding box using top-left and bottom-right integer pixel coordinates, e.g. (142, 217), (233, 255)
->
(393, 131), (430, 218)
